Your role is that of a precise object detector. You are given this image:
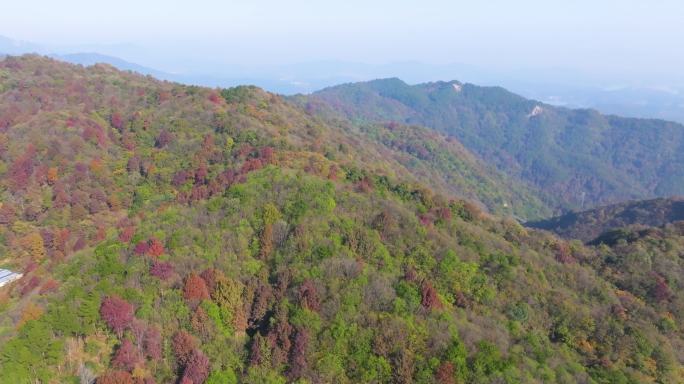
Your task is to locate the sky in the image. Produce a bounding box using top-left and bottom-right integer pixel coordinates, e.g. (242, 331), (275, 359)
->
(2, 0), (683, 82)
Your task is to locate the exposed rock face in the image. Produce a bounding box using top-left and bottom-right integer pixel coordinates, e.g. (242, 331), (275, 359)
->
(527, 105), (543, 117)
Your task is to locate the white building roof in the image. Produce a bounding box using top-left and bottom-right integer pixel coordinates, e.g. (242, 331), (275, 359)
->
(0, 268), (23, 287)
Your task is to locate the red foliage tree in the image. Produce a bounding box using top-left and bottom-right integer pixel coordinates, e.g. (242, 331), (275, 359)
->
(191, 306), (213, 340)
(194, 164), (208, 184)
(249, 334), (264, 366)
(207, 180), (222, 196)
(121, 133), (136, 151)
(201, 134), (215, 152)
(355, 176), (374, 193)
(40, 229), (55, 254)
(154, 129), (173, 148)
(89, 189), (108, 214)
(73, 163), (89, 181)
(240, 158), (264, 173)
(208, 92), (222, 104)
(73, 236), (87, 252)
(33, 164), (49, 185)
(52, 183), (70, 209)
(8, 144), (36, 191)
(144, 326), (162, 360)
(146, 238), (165, 257)
(289, 327), (309, 379)
(21, 276), (41, 296)
(158, 90), (171, 103)
(150, 261), (174, 280)
(139, 159), (154, 177)
(404, 266), (418, 282)
(190, 185), (209, 201)
(134, 241), (149, 256)
(66, 116), (78, 128)
(273, 269), (291, 300)
(172, 330), (197, 367)
(419, 214), (433, 227)
(248, 281), (273, 329)
(23, 262), (38, 277)
(181, 349), (210, 384)
(259, 147), (275, 164)
(454, 291), (470, 309)
(97, 370), (133, 384)
(298, 280), (320, 312)
(436, 206), (452, 222)
(327, 164), (339, 180)
(0, 115), (13, 131)
(172, 170), (190, 187)
(268, 305), (293, 367)
(421, 281), (442, 310)
(110, 111), (125, 131)
(554, 242), (575, 264)
(176, 191), (190, 204)
(82, 123), (107, 147)
(435, 361), (455, 384)
(652, 274), (673, 302)
(126, 156), (141, 174)
(95, 226), (107, 242)
(112, 339), (141, 371)
(259, 224), (273, 259)
(129, 318), (147, 349)
(100, 295), (134, 337)
(183, 273), (210, 303)
(53, 228), (70, 256)
(235, 143), (253, 158)
(39, 279), (60, 294)
(118, 226), (136, 243)
(0, 203), (16, 224)
(199, 268), (222, 294)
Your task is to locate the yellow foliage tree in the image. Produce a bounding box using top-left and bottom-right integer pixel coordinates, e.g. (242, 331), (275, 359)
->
(17, 302), (44, 329)
(21, 232), (46, 261)
(211, 276), (246, 333)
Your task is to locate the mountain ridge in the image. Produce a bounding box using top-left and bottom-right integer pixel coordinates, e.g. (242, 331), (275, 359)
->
(302, 77), (684, 211)
(0, 55), (683, 383)
(527, 196), (684, 242)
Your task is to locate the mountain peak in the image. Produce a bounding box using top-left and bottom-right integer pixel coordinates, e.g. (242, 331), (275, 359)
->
(308, 78), (684, 210)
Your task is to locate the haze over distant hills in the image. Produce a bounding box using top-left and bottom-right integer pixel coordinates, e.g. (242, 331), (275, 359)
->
(3, 34), (684, 123)
(51, 52), (168, 78)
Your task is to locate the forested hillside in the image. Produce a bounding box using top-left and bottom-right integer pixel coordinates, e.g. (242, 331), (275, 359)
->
(527, 197), (684, 242)
(0, 56), (683, 384)
(302, 78), (684, 211)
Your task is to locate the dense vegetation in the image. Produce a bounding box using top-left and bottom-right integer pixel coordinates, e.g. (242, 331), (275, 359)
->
(0, 56), (683, 384)
(300, 78), (684, 211)
(528, 197), (684, 242)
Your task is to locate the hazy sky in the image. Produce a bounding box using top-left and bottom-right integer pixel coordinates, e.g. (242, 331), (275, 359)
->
(2, 0), (683, 80)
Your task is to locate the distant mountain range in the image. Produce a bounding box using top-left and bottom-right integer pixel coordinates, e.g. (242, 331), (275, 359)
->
(3, 34), (684, 123)
(5, 37), (683, 216)
(0, 35), (42, 55)
(299, 78), (684, 213)
(50, 52), (168, 77)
